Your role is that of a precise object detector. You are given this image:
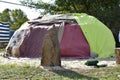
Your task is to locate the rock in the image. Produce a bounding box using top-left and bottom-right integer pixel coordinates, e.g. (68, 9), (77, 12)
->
(41, 25), (61, 66)
(11, 46), (20, 57)
(85, 60), (99, 66)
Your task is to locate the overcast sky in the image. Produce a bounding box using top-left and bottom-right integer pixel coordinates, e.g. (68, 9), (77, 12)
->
(0, 0), (52, 20)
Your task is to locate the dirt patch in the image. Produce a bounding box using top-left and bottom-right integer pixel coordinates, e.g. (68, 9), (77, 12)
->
(0, 51), (118, 70)
(0, 54), (117, 70)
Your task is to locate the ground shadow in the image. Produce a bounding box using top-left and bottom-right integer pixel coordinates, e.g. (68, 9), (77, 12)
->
(50, 67), (99, 80)
(96, 57), (115, 61)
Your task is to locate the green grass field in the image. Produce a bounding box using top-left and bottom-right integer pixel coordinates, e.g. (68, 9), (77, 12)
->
(0, 64), (120, 80)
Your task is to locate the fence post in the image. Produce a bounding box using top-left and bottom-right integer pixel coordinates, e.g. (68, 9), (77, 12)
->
(115, 48), (120, 64)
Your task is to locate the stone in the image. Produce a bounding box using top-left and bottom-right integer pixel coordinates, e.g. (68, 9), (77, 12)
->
(41, 25), (61, 66)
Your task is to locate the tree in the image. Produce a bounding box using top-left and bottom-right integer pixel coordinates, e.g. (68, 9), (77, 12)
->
(0, 8), (28, 30)
(20, 0), (120, 29)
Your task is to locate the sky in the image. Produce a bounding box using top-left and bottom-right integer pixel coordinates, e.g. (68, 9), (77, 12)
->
(0, 0), (52, 20)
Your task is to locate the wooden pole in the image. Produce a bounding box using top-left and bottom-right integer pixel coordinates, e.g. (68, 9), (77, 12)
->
(115, 48), (120, 64)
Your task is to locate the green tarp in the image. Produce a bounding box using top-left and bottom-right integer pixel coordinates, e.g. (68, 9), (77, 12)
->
(73, 13), (115, 58)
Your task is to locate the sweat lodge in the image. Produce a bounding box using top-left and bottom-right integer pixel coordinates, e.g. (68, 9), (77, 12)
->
(5, 13), (115, 58)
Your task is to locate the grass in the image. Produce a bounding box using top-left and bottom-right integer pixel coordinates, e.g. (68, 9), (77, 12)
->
(0, 64), (120, 80)
(0, 47), (119, 80)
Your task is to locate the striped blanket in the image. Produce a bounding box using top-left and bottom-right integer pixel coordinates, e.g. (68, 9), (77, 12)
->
(0, 22), (10, 42)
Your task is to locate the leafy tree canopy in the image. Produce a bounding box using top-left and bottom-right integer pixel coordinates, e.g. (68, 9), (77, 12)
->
(0, 8), (28, 30)
(20, 0), (120, 29)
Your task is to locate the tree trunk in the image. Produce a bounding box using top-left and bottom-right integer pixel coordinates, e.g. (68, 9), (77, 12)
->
(41, 26), (61, 66)
(115, 48), (120, 64)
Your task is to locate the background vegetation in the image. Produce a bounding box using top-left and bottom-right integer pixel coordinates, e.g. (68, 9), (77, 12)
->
(0, 9), (28, 30)
(20, 0), (120, 29)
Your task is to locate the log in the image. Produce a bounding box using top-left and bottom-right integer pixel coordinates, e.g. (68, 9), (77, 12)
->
(115, 48), (120, 64)
(41, 26), (61, 66)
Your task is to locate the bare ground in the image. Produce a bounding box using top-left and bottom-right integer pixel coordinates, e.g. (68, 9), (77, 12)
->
(0, 52), (117, 70)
